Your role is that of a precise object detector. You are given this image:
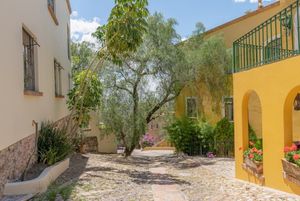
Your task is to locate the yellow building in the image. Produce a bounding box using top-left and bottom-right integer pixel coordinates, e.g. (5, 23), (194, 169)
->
(233, 0), (300, 195)
(175, 0), (288, 124)
(176, 0), (300, 195)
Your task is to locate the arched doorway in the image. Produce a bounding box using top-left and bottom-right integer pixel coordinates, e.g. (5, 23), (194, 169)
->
(242, 90), (263, 177)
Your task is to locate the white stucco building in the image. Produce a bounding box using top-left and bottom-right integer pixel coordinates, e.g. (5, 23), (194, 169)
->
(0, 0), (71, 196)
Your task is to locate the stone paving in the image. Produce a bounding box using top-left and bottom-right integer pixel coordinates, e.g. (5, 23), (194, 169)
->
(32, 150), (300, 201)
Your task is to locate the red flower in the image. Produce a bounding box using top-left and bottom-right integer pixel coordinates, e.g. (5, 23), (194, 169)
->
(258, 150), (263, 155)
(291, 144), (298, 151)
(249, 154), (254, 159)
(293, 154), (300, 160)
(252, 147), (258, 153)
(284, 146), (291, 153)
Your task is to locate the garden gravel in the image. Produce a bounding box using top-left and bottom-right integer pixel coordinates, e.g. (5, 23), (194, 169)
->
(36, 151), (300, 201)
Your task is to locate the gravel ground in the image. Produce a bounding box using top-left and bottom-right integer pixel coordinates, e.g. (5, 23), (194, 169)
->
(32, 151), (300, 201)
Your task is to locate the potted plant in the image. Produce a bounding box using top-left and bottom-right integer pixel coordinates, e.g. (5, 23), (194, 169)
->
(243, 140), (263, 174)
(282, 143), (300, 184)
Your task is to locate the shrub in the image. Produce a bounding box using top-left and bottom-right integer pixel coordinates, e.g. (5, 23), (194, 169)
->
(141, 133), (155, 148)
(166, 117), (215, 156)
(166, 117), (200, 155)
(214, 118), (234, 157)
(38, 122), (73, 166)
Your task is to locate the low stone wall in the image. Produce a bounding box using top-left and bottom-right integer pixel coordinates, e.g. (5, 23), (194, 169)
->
(0, 134), (36, 198)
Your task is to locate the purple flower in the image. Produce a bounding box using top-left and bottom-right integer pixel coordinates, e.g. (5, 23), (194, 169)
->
(206, 152), (215, 158)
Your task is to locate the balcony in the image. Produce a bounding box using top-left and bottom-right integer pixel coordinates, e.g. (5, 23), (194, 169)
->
(233, 0), (300, 73)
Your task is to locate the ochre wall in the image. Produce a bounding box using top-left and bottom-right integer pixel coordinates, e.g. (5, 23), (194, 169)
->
(233, 55), (300, 194)
(175, 1), (289, 120)
(175, 84), (222, 123)
(248, 92), (263, 138)
(85, 112), (118, 154)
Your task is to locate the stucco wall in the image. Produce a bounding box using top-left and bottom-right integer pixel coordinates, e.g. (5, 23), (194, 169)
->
(85, 112), (118, 154)
(233, 55), (300, 195)
(248, 92), (262, 138)
(0, 0), (71, 151)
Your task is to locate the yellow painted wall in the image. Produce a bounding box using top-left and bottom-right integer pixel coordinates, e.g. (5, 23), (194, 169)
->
(85, 112), (118, 154)
(248, 92), (263, 138)
(175, 1), (290, 121)
(233, 55), (300, 194)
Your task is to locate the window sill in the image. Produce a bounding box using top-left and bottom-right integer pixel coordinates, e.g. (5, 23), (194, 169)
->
(48, 5), (59, 25)
(55, 95), (65, 99)
(24, 90), (43, 97)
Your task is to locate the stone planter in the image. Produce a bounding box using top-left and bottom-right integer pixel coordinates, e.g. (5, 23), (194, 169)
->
(282, 159), (300, 185)
(3, 158), (69, 196)
(244, 157), (263, 174)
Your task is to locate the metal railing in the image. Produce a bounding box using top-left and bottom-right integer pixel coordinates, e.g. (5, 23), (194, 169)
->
(233, 0), (300, 73)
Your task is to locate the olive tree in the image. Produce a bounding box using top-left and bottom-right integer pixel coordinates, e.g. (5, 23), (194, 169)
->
(99, 13), (192, 157)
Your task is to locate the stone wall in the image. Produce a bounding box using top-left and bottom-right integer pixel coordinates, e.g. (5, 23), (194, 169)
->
(0, 134), (36, 197)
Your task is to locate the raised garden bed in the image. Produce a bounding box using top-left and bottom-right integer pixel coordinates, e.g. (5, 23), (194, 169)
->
(282, 159), (300, 186)
(3, 158), (69, 196)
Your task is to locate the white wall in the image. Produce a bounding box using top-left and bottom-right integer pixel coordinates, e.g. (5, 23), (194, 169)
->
(0, 0), (71, 150)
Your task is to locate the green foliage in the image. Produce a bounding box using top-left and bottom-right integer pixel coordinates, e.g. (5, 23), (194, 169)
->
(166, 117), (200, 155)
(100, 13), (191, 156)
(38, 122), (73, 166)
(182, 26), (232, 116)
(34, 183), (76, 201)
(214, 118), (234, 156)
(93, 0), (149, 62)
(67, 69), (102, 128)
(167, 117), (234, 157)
(71, 41), (95, 74)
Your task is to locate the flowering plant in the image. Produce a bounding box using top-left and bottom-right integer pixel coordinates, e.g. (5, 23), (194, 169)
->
(243, 139), (263, 162)
(206, 152), (215, 158)
(141, 133), (156, 148)
(284, 143), (300, 167)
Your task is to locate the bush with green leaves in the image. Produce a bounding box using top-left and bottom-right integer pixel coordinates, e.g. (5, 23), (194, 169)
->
(167, 117), (234, 156)
(214, 118), (234, 157)
(67, 69), (102, 128)
(38, 122), (73, 166)
(167, 117), (215, 156)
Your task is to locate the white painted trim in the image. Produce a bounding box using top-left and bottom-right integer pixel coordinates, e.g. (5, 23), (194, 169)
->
(3, 158), (70, 195)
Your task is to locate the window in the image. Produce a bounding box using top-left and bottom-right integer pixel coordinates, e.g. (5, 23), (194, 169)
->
(67, 25), (71, 60)
(186, 97), (197, 118)
(224, 97), (234, 122)
(48, 0), (58, 25)
(54, 60), (63, 97)
(23, 28), (37, 91)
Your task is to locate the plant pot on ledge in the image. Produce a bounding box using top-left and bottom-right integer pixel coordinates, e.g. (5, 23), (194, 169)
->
(243, 157), (263, 175)
(282, 159), (300, 185)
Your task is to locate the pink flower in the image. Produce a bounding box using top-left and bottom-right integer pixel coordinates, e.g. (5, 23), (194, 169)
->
(249, 154), (254, 159)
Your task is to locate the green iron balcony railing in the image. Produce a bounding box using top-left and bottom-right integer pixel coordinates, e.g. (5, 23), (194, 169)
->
(233, 0), (300, 73)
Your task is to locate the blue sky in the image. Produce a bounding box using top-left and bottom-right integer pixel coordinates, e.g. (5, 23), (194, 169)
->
(70, 0), (277, 43)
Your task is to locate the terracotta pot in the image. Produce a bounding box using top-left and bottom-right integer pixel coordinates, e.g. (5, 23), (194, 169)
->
(282, 159), (300, 183)
(244, 157), (263, 174)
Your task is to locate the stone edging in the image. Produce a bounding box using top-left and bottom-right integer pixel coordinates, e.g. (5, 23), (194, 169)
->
(3, 158), (69, 196)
